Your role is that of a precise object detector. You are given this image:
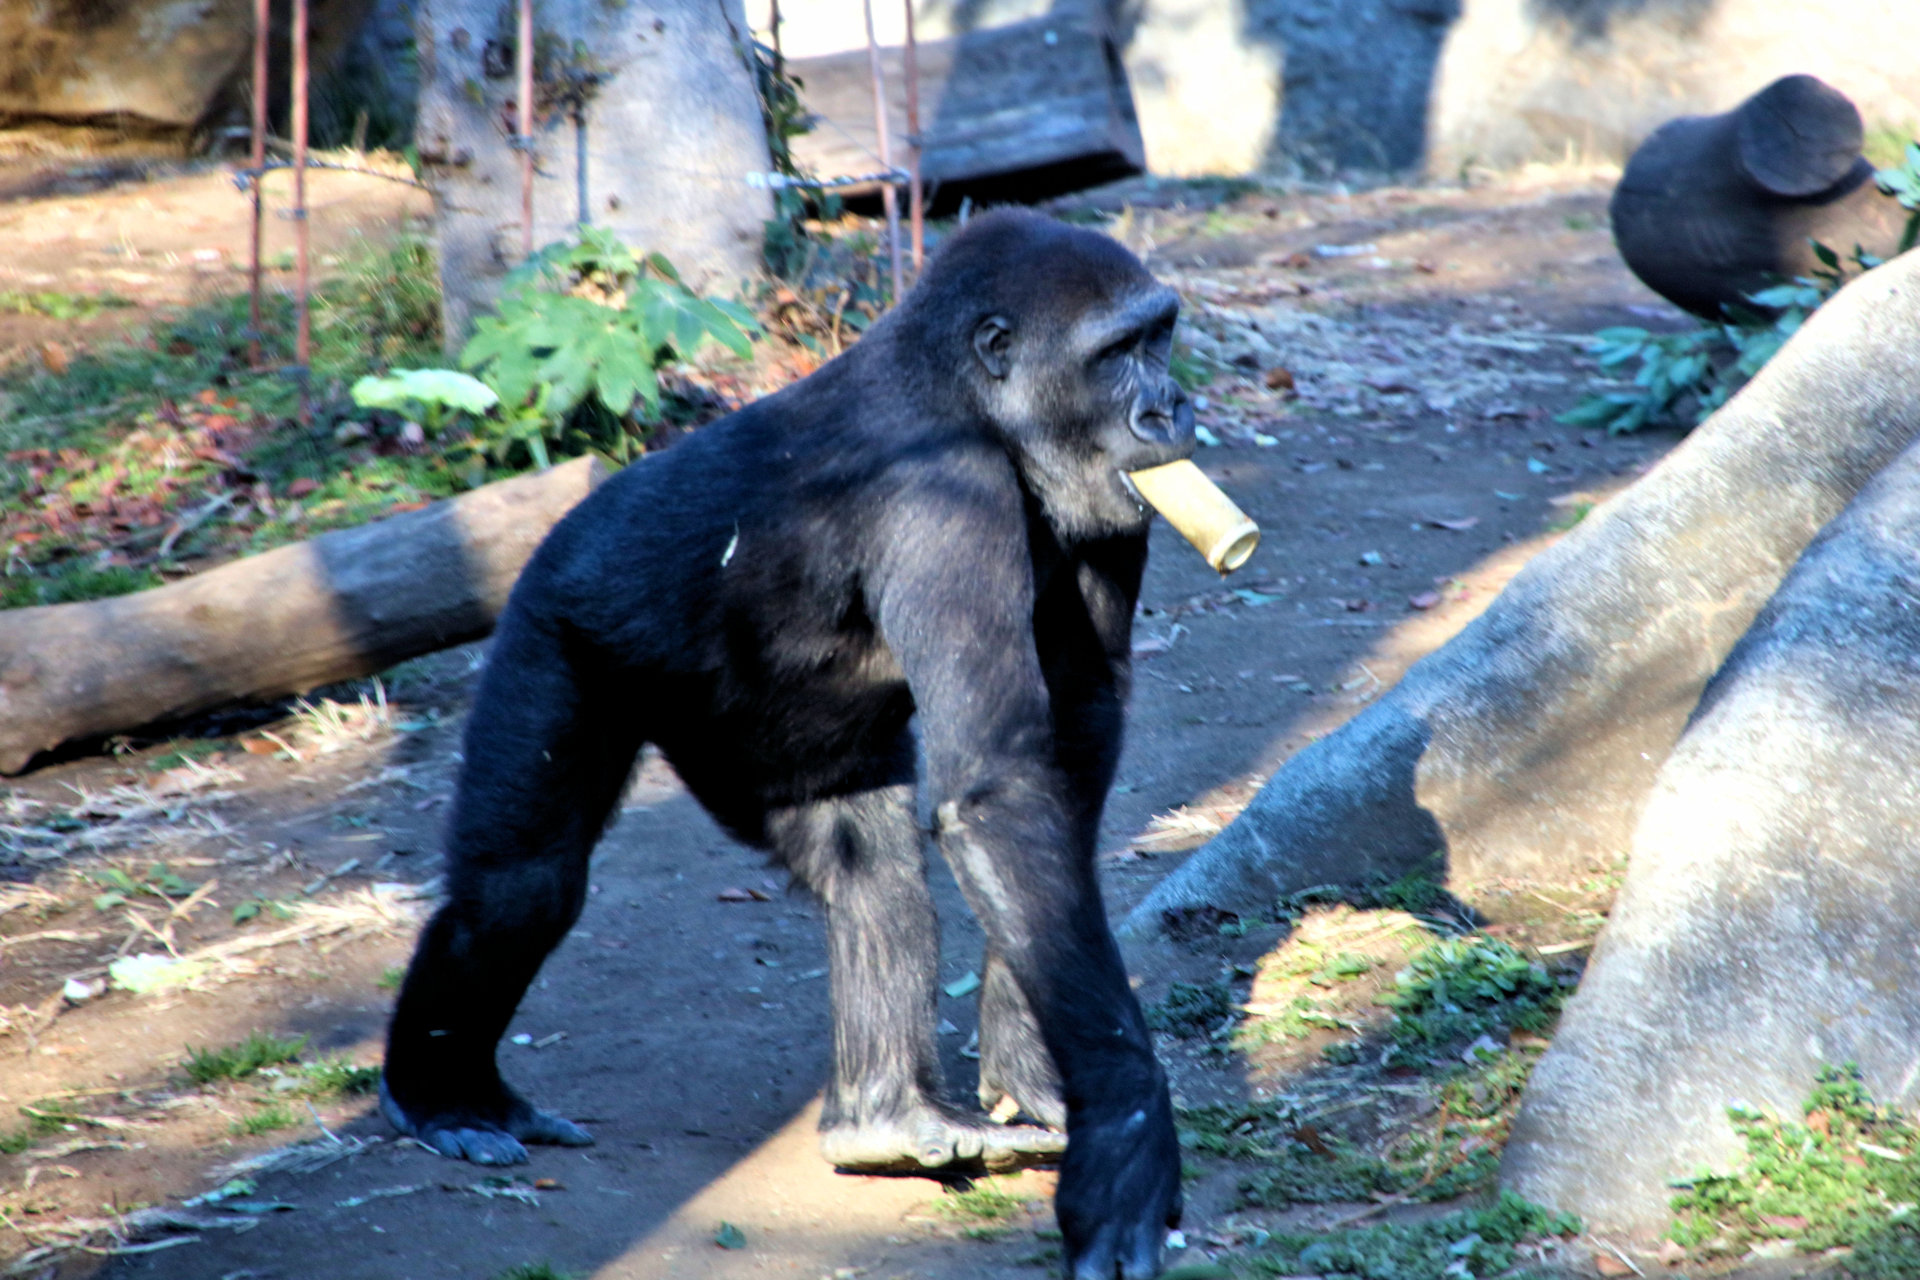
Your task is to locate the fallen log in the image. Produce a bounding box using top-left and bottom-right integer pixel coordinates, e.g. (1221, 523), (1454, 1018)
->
(1121, 247), (1920, 936)
(0, 456), (606, 774)
(1504, 424), (1920, 1232)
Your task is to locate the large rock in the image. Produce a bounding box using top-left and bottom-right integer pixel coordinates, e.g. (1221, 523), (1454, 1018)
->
(1428, 0), (1920, 175)
(414, 0), (772, 346)
(1502, 428), (1920, 1233)
(0, 0), (379, 134)
(0, 0), (255, 129)
(1611, 75), (1910, 318)
(1122, 248), (1920, 935)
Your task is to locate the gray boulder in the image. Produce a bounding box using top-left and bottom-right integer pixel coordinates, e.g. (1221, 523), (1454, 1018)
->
(1502, 422), (1920, 1233)
(414, 0), (771, 345)
(1122, 247), (1920, 936)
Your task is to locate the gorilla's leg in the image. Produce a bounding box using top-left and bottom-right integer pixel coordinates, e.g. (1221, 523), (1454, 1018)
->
(977, 949), (1066, 1129)
(382, 610), (642, 1165)
(772, 783), (1065, 1174)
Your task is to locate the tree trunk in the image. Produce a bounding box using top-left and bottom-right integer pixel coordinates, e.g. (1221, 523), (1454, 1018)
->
(0, 457), (605, 774)
(413, 0), (772, 347)
(1503, 426), (1920, 1233)
(1121, 248), (1920, 937)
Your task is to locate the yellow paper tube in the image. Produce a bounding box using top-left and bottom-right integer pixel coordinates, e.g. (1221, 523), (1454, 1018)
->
(1128, 459), (1260, 574)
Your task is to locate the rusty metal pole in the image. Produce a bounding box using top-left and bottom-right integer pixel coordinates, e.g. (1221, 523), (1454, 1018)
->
(247, 0), (269, 367)
(862, 0), (904, 303)
(518, 0), (535, 258)
(292, 0), (312, 422)
(903, 0), (923, 272)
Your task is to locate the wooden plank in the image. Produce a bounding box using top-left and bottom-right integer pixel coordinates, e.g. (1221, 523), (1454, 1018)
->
(787, 16), (1144, 200)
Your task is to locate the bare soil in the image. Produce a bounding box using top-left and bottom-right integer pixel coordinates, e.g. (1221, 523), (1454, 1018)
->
(0, 160), (1811, 1280)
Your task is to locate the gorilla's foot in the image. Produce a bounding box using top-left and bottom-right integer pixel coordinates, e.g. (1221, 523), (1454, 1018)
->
(821, 1103), (1066, 1175)
(978, 1066), (1067, 1132)
(381, 1077), (593, 1166)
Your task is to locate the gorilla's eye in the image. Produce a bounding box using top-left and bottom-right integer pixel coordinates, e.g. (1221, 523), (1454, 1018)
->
(1098, 336), (1136, 365)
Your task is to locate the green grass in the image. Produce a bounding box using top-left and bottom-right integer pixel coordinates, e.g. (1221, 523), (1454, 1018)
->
(230, 1103), (298, 1136)
(930, 1177), (1035, 1239)
(1668, 1065), (1920, 1273)
(184, 1031), (309, 1084)
(1146, 980), (1238, 1039)
(1247, 1190), (1579, 1279)
(297, 1057), (381, 1098)
(379, 965), (406, 991)
(1381, 937), (1565, 1063)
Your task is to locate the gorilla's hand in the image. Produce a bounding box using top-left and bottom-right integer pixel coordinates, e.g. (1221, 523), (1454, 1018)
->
(1056, 1093), (1182, 1279)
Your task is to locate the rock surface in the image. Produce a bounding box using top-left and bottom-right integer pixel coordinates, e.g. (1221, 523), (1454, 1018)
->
(1503, 422), (1920, 1232)
(1123, 248), (1920, 934)
(414, 0), (771, 345)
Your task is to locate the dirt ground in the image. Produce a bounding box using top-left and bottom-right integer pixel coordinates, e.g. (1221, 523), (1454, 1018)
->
(0, 158), (1794, 1280)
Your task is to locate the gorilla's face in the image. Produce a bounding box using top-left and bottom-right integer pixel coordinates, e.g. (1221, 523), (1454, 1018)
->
(971, 276), (1195, 540)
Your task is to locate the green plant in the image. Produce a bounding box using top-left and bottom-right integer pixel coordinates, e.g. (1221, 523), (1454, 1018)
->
(1668, 1065), (1920, 1267)
(1382, 937), (1563, 1061)
(491, 1265), (577, 1280)
(297, 1057), (381, 1097)
(930, 1177), (1035, 1239)
(1560, 240), (1876, 435)
(1146, 980), (1238, 1038)
(230, 1103), (298, 1136)
(460, 226), (759, 464)
(0, 290), (132, 320)
(1250, 1190), (1579, 1279)
(1875, 140), (1920, 255)
(184, 1031), (310, 1084)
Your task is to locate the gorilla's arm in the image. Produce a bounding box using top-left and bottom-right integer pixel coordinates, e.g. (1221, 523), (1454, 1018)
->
(871, 464), (1179, 1278)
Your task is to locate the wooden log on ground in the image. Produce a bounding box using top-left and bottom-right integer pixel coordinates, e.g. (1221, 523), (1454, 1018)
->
(787, 16), (1144, 205)
(0, 456), (606, 774)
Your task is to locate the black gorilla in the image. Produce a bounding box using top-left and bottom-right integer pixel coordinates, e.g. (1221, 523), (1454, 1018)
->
(383, 209), (1191, 1278)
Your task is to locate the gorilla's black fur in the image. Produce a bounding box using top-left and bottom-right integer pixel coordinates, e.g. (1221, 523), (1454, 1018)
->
(383, 209), (1192, 1278)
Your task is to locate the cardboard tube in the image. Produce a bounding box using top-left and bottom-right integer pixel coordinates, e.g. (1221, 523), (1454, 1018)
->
(1128, 459), (1261, 574)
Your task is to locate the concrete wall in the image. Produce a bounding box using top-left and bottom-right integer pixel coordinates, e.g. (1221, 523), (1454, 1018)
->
(758, 0), (1920, 179)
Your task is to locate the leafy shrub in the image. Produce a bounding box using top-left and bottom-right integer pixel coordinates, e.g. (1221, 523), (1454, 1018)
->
(1252, 1190), (1580, 1279)
(1669, 1064), (1920, 1266)
(1146, 980), (1238, 1038)
(460, 226), (758, 464)
(1382, 937), (1562, 1060)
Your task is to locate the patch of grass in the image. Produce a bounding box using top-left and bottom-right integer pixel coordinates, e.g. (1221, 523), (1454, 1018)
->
(1382, 936), (1564, 1063)
(297, 1057), (381, 1098)
(491, 1265), (577, 1280)
(1232, 993), (1356, 1047)
(0, 290), (133, 320)
(0, 564), (163, 609)
(1249, 1190), (1580, 1279)
(1668, 1064), (1920, 1269)
(184, 1031), (310, 1085)
(146, 739), (225, 771)
(930, 1177), (1035, 1239)
(1169, 342), (1214, 392)
(230, 1103), (298, 1136)
(379, 965), (406, 990)
(1146, 980), (1238, 1039)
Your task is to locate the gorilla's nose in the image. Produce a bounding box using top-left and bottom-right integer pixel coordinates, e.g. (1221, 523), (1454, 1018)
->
(1130, 393), (1195, 449)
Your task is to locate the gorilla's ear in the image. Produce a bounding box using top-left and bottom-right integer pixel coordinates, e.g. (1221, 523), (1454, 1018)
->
(972, 316), (1013, 380)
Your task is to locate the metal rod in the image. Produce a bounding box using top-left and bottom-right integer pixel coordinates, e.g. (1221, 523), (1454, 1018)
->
(518, 0), (535, 257)
(903, 0), (923, 272)
(862, 0), (904, 303)
(292, 0), (311, 423)
(575, 106), (589, 225)
(247, 0), (269, 366)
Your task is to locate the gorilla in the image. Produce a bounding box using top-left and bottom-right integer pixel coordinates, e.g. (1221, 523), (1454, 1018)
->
(382, 208), (1192, 1278)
